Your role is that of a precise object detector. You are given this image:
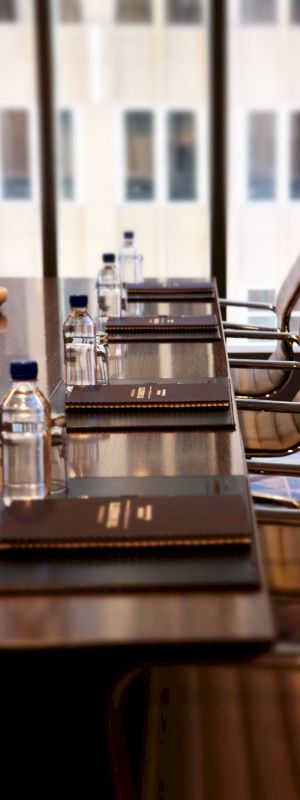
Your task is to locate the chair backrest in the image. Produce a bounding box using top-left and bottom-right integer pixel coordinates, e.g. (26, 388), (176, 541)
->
(276, 250), (300, 330)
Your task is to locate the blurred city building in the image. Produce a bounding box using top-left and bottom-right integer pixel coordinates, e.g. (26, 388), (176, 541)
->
(0, 0), (300, 333)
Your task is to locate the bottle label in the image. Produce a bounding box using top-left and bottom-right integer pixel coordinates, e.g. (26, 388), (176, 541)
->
(2, 421), (48, 434)
(71, 336), (95, 346)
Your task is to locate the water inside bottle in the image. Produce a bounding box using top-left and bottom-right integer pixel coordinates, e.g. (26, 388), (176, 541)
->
(64, 322), (96, 386)
(2, 420), (51, 502)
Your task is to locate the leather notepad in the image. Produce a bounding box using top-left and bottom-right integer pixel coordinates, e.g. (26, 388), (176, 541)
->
(106, 314), (221, 342)
(0, 491), (252, 552)
(126, 279), (215, 301)
(64, 378), (235, 431)
(66, 378), (230, 411)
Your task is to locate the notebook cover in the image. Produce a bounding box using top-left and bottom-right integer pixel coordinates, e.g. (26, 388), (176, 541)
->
(126, 279), (215, 298)
(0, 491), (252, 551)
(106, 314), (218, 332)
(106, 314), (221, 342)
(65, 378), (231, 411)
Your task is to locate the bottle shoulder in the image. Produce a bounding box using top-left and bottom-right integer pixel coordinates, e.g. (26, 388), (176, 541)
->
(64, 311), (95, 327)
(1, 385), (50, 414)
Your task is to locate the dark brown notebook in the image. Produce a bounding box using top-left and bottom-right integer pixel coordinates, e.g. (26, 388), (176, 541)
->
(0, 491), (252, 551)
(65, 378), (231, 412)
(126, 279), (215, 300)
(106, 314), (221, 342)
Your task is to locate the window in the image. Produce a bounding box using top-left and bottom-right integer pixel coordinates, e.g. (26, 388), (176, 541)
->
(290, 113), (300, 199)
(291, 0), (300, 22)
(166, 0), (202, 23)
(57, 110), (75, 200)
(168, 112), (197, 200)
(247, 112), (276, 200)
(0, 0), (16, 21)
(240, 0), (276, 23)
(116, 0), (152, 23)
(57, 0), (81, 23)
(124, 112), (154, 201)
(247, 289), (276, 337)
(1, 110), (31, 199)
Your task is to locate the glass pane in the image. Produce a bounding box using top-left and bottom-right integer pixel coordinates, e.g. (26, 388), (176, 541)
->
(58, 109), (74, 199)
(116, 0), (152, 23)
(58, 0), (81, 22)
(291, 0), (300, 22)
(125, 111), (154, 201)
(247, 112), (276, 200)
(166, 0), (202, 23)
(168, 112), (196, 200)
(0, 0), (42, 277)
(227, 0), (300, 340)
(290, 113), (300, 199)
(240, 0), (276, 23)
(52, 0), (209, 280)
(0, 0), (16, 20)
(1, 110), (31, 199)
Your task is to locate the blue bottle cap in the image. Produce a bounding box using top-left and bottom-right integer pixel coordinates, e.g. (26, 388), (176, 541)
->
(102, 253), (115, 263)
(10, 360), (38, 381)
(69, 294), (88, 308)
(124, 231), (134, 239)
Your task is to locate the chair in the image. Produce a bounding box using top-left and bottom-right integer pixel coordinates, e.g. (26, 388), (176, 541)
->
(255, 504), (300, 595)
(237, 394), (300, 467)
(221, 251), (300, 397)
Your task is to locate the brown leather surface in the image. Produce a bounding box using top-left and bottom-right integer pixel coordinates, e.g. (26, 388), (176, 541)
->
(0, 480), (252, 550)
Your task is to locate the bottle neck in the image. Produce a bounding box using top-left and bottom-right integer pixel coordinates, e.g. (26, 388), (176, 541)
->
(70, 306), (88, 315)
(12, 380), (38, 391)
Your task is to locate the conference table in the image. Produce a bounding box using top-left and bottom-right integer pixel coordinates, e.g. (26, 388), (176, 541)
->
(1, 277), (300, 797)
(0, 276), (273, 650)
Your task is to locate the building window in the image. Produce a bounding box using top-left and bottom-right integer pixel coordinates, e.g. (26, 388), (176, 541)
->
(168, 112), (197, 200)
(240, 0), (276, 23)
(291, 0), (300, 22)
(0, 0), (16, 21)
(124, 111), (154, 201)
(57, 0), (81, 23)
(1, 110), (31, 200)
(166, 0), (202, 23)
(58, 110), (75, 200)
(247, 112), (276, 201)
(116, 0), (152, 23)
(290, 113), (300, 199)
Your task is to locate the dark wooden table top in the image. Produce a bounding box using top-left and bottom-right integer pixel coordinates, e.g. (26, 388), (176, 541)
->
(0, 277), (274, 650)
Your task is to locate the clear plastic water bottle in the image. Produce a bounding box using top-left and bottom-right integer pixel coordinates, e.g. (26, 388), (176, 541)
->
(1, 360), (51, 503)
(96, 253), (121, 326)
(63, 294), (96, 386)
(118, 231), (144, 284)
